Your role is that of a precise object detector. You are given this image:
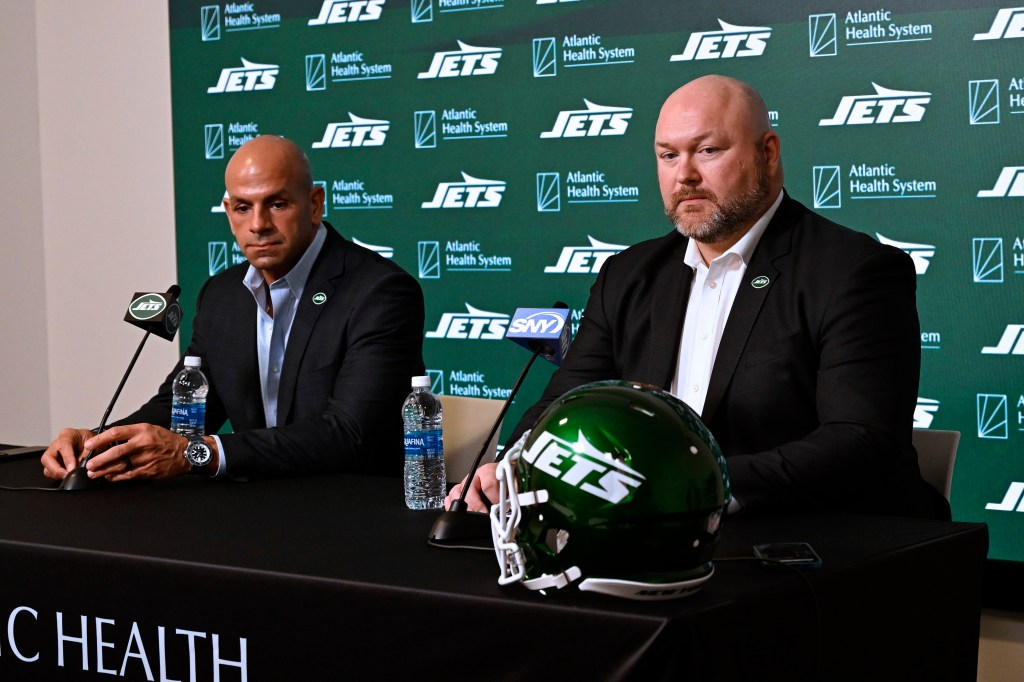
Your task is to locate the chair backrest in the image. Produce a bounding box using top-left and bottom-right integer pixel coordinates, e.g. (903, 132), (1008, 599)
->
(439, 395), (504, 483)
(912, 429), (960, 501)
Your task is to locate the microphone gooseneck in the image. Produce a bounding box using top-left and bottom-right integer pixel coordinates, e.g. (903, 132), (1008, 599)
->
(428, 302), (568, 547)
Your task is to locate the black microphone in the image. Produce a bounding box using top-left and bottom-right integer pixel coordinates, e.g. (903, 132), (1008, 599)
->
(61, 285), (183, 491)
(428, 302), (570, 547)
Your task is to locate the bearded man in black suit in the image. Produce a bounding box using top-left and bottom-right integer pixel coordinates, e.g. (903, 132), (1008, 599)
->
(449, 75), (947, 520)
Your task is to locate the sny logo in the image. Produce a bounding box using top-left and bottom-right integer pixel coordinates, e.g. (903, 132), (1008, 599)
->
(312, 114), (389, 148)
(541, 100), (632, 138)
(422, 172), (505, 208)
(670, 19), (771, 61)
(545, 236), (626, 273)
(974, 7), (1024, 40)
(523, 430), (645, 504)
(418, 41), (502, 79)
(208, 59), (278, 94)
(507, 311), (565, 336)
(977, 166), (1024, 197)
(425, 303), (509, 340)
(819, 83), (930, 126)
(308, 0), (384, 25)
(982, 324), (1024, 354)
(876, 234), (934, 274)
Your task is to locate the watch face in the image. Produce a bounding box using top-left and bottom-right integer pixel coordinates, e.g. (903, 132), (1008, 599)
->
(186, 440), (212, 467)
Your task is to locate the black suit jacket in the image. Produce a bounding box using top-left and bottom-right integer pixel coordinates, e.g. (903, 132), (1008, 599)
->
(120, 224), (425, 477)
(511, 194), (946, 518)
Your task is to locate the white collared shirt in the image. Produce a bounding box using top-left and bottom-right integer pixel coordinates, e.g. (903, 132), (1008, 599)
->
(670, 191), (782, 416)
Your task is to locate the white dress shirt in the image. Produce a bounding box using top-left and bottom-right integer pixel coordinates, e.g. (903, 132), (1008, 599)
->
(670, 191), (783, 416)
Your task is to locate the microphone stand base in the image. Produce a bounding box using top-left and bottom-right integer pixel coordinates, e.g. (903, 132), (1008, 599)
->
(427, 509), (493, 549)
(59, 466), (109, 492)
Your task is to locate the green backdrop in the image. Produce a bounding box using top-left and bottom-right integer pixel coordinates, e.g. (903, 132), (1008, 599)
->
(169, 0), (1024, 564)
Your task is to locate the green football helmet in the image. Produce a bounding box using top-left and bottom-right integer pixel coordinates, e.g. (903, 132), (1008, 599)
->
(490, 380), (730, 600)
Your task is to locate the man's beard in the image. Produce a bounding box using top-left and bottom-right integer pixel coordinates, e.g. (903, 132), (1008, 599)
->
(664, 153), (771, 244)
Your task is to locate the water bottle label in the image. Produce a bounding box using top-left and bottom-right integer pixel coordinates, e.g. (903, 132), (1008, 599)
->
(171, 402), (206, 432)
(404, 430), (442, 459)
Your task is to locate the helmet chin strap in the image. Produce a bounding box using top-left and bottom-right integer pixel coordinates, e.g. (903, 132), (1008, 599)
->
(578, 566), (715, 600)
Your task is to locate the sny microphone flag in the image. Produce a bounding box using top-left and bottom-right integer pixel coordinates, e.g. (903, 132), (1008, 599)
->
(505, 306), (570, 365)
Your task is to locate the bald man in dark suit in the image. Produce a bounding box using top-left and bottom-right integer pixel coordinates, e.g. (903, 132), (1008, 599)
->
(450, 76), (947, 519)
(44, 135), (424, 482)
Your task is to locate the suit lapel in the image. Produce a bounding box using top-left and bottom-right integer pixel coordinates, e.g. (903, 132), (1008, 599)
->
(276, 229), (345, 422)
(232, 287), (265, 429)
(702, 197), (795, 422)
(647, 236), (692, 388)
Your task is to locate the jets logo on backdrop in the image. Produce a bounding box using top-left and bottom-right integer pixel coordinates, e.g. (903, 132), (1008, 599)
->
(523, 430), (645, 503)
(421, 172), (505, 208)
(978, 167), (1024, 197)
(819, 83), (930, 125)
(982, 325), (1024, 354)
(312, 114), (389, 148)
(541, 100), (632, 138)
(913, 398), (940, 429)
(877, 234), (934, 274)
(670, 19), (771, 61)
(351, 237), (394, 259)
(545, 236), (626, 273)
(418, 41), (502, 79)
(207, 58), (278, 93)
(308, 0), (384, 25)
(426, 303), (509, 340)
(974, 7), (1024, 40)
(986, 481), (1024, 511)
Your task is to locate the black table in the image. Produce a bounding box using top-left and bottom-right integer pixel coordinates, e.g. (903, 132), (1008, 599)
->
(0, 458), (987, 681)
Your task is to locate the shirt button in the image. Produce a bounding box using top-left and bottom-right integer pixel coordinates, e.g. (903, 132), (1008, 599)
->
(691, 384), (699, 393)
(708, 281), (717, 289)
(700, 332), (709, 340)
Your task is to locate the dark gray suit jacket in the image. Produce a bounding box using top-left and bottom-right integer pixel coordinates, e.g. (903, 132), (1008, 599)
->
(120, 224), (425, 477)
(511, 194), (946, 518)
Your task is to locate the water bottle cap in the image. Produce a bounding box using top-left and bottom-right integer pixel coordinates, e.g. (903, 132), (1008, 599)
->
(184, 356), (202, 368)
(411, 375), (430, 388)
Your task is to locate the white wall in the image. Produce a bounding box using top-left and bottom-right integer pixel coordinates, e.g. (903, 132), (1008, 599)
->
(0, 0), (178, 445)
(1, 0), (50, 444)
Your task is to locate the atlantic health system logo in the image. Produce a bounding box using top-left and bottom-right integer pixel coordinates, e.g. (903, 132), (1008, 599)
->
(201, 4), (281, 41)
(669, 19), (771, 61)
(808, 11), (933, 57)
(819, 83), (930, 125)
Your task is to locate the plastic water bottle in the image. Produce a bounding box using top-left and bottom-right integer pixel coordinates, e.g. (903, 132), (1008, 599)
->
(403, 376), (445, 510)
(171, 356), (209, 436)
